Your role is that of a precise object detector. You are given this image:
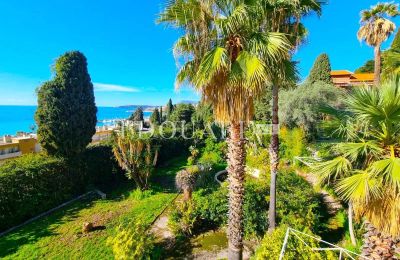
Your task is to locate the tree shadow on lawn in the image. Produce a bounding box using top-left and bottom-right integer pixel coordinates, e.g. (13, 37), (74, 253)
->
(0, 196), (97, 258)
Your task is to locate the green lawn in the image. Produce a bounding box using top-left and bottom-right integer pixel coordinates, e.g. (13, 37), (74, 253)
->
(0, 157), (187, 260)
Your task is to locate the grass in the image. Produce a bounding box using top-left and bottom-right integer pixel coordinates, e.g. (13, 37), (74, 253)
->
(0, 156), (187, 260)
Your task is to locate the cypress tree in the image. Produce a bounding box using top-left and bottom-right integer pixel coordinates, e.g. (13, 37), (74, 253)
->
(130, 107), (144, 121)
(307, 53), (332, 84)
(35, 51), (97, 158)
(150, 108), (161, 125)
(166, 98), (174, 118)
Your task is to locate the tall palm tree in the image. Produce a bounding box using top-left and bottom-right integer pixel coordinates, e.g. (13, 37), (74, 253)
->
(255, 0), (323, 231)
(312, 77), (400, 259)
(158, 1), (290, 258)
(357, 2), (399, 84)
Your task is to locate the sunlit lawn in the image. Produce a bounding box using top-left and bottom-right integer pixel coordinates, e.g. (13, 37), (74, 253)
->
(0, 157), (187, 260)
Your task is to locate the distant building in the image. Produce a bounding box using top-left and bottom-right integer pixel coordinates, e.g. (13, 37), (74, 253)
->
(0, 134), (40, 160)
(331, 70), (374, 88)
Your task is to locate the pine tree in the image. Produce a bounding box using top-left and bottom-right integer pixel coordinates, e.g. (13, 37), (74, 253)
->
(35, 51), (97, 158)
(130, 107), (144, 121)
(307, 53), (332, 84)
(166, 98), (174, 118)
(150, 108), (161, 125)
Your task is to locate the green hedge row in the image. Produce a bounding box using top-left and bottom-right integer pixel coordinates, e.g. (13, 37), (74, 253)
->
(0, 144), (123, 232)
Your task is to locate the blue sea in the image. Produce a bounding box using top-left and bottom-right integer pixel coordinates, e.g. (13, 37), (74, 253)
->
(0, 106), (151, 136)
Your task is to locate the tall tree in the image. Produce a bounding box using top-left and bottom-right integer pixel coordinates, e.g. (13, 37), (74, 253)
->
(166, 98), (174, 119)
(129, 107), (144, 121)
(257, 0), (322, 232)
(158, 1), (290, 258)
(307, 53), (332, 84)
(150, 108), (161, 125)
(357, 2), (399, 84)
(35, 51), (97, 158)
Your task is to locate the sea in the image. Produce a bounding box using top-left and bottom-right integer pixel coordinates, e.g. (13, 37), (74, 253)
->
(0, 105), (151, 136)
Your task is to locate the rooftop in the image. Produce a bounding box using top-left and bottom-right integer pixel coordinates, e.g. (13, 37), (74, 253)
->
(331, 70), (353, 76)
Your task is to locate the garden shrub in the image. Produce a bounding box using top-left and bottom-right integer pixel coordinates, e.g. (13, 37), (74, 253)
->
(280, 127), (307, 165)
(191, 171), (323, 239)
(107, 218), (155, 260)
(197, 137), (227, 166)
(253, 225), (336, 260)
(0, 154), (77, 231)
(169, 200), (197, 236)
(83, 143), (124, 189)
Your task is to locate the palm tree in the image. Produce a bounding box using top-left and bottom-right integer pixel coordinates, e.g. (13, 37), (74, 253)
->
(357, 2), (399, 84)
(255, 0), (322, 231)
(312, 77), (400, 259)
(158, 1), (291, 258)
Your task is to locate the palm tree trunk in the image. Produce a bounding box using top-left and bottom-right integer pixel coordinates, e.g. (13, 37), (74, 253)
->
(362, 222), (399, 259)
(268, 84), (279, 232)
(348, 202), (357, 246)
(374, 44), (381, 85)
(227, 122), (246, 260)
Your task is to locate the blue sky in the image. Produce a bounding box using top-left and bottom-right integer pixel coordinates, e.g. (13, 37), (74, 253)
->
(0, 0), (398, 107)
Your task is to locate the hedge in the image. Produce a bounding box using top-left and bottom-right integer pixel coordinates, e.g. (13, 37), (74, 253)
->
(0, 144), (124, 232)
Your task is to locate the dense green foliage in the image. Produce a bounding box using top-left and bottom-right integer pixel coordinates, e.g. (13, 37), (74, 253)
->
(311, 78), (400, 237)
(188, 170), (323, 239)
(129, 107), (144, 121)
(35, 51), (97, 158)
(191, 102), (213, 129)
(279, 82), (343, 137)
(107, 218), (155, 260)
(307, 53), (332, 84)
(0, 144), (123, 232)
(355, 59), (375, 73)
(254, 89), (272, 122)
(254, 226), (336, 259)
(150, 108), (161, 125)
(0, 154), (73, 231)
(169, 103), (195, 123)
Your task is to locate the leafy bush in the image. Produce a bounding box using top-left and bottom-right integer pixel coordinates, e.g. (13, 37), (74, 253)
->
(198, 137), (227, 165)
(279, 82), (343, 138)
(107, 218), (155, 260)
(191, 171), (323, 239)
(0, 154), (76, 231)
(83, 143), (124, 189)
(253, 225), (336, 260)
(169, 200), (197, 236)
(280, 127), (307, 164)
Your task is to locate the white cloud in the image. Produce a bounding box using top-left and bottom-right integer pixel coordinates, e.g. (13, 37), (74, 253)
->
(93, 83), (140, 93)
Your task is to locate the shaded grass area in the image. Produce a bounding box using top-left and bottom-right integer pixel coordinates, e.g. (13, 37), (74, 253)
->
(0, 157), (187, 260)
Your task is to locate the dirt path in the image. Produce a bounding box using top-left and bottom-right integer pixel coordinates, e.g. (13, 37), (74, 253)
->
(296, 169), (342, 215)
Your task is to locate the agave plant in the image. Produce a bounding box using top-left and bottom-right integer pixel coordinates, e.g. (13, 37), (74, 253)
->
(311, 77), (400, 258)
(112, 128), (158, 190)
